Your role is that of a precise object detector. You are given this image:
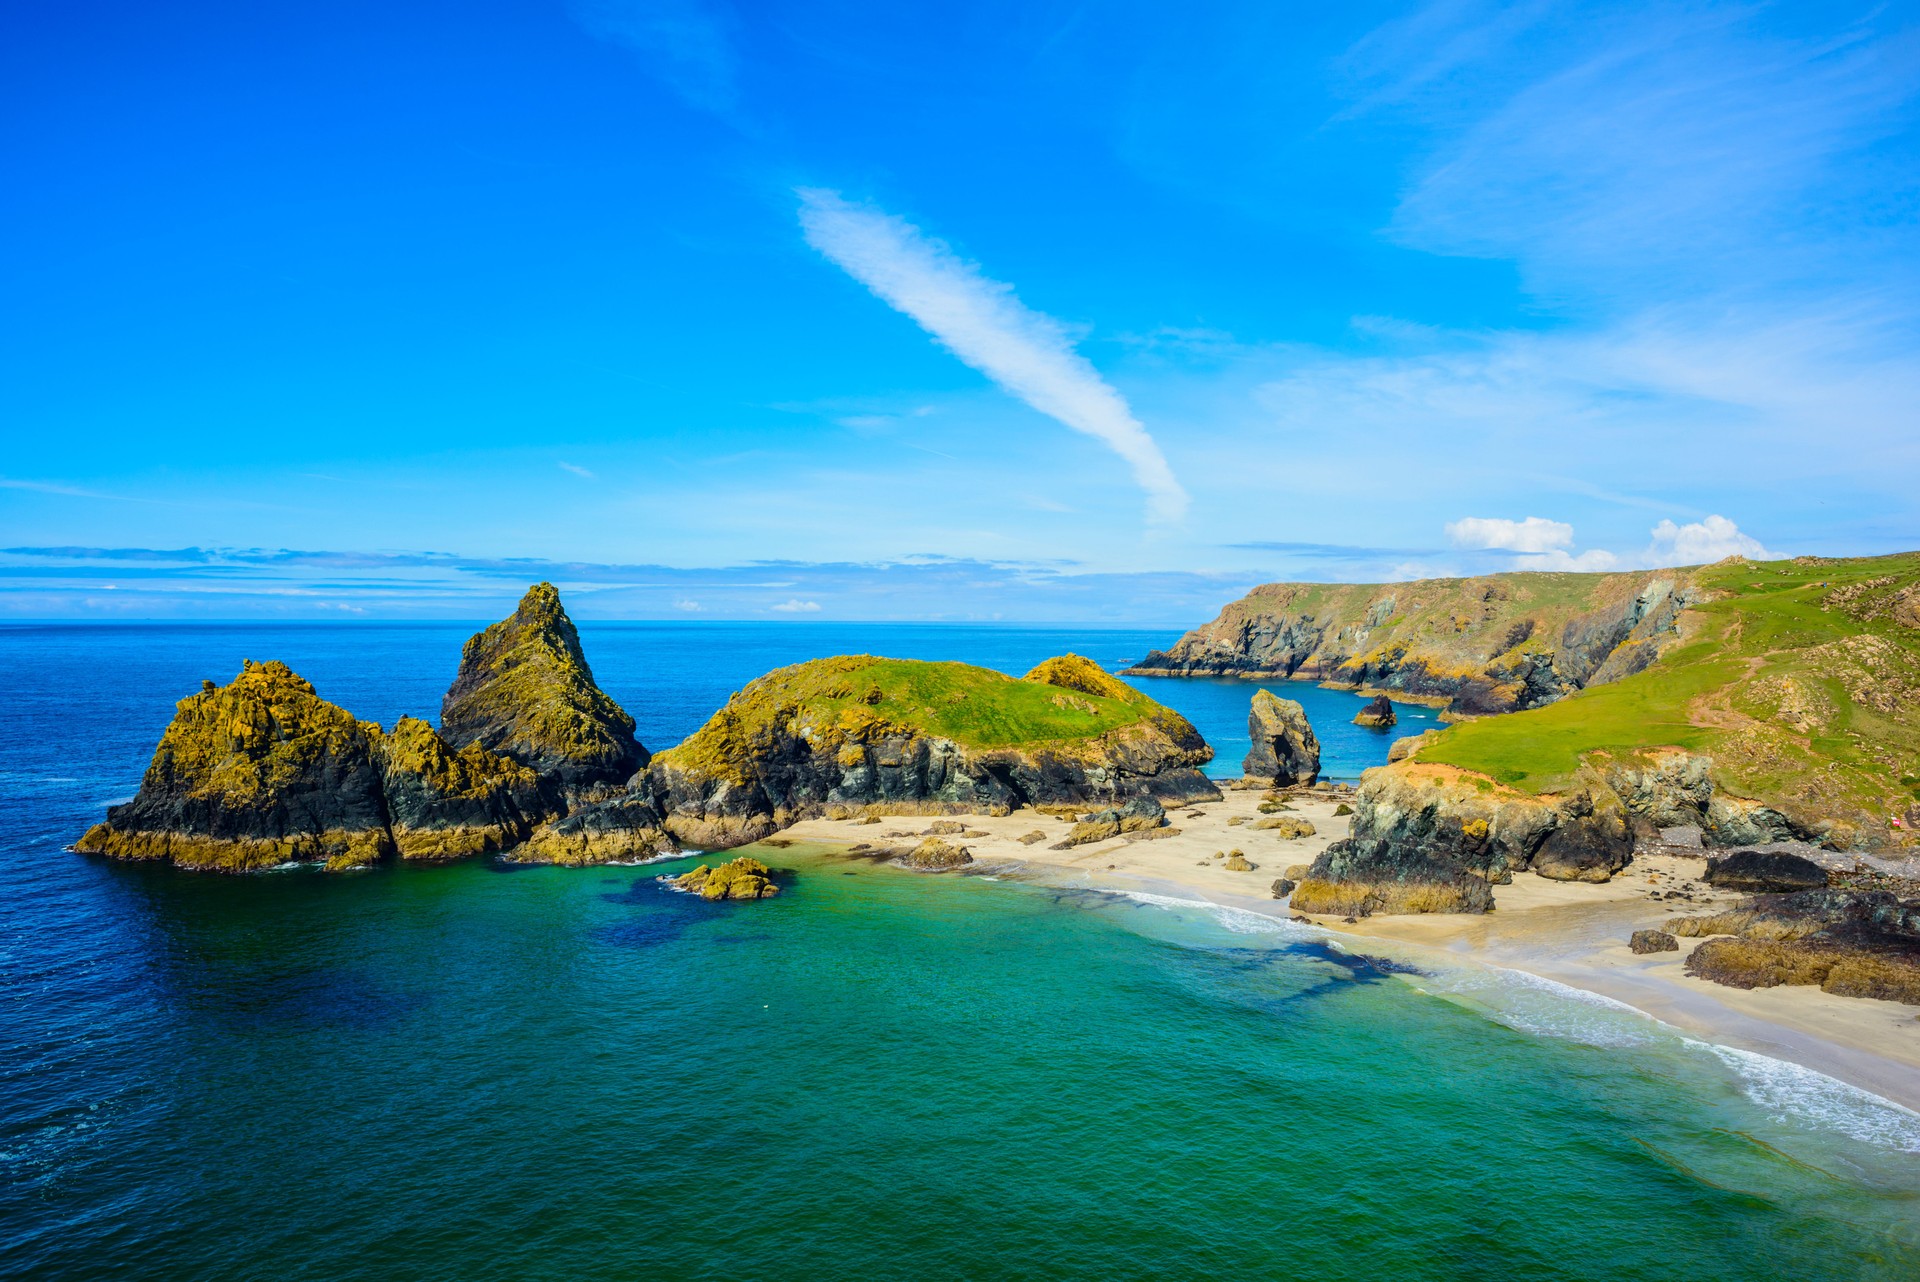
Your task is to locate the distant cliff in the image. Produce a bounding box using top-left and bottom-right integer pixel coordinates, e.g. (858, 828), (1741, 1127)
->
(1127, 570), (1701, 716)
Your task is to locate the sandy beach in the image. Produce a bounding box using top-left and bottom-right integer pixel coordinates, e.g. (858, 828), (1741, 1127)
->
(782, 784), (1920, 1113)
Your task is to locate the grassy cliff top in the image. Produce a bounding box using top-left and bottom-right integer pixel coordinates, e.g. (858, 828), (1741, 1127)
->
(1418, 553), (1920, 838)
(657, 653), (1196, 778)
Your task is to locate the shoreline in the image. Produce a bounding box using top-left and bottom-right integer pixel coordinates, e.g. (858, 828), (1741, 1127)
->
(780, 784), (1920, 1115)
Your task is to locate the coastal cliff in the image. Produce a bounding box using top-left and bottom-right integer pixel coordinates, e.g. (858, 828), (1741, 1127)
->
(75, 660), (398, 871)
(640, 652), (1218, 850)
(440, 582), (647, 804)
(1292, 553), (1920, 914)
(1128, 569), (1701, 716)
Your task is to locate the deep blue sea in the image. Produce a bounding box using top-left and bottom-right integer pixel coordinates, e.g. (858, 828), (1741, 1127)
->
(3, 622), (1918, 1280)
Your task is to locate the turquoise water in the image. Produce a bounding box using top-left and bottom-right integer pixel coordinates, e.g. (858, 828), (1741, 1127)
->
(4, 623), (1918, 1279)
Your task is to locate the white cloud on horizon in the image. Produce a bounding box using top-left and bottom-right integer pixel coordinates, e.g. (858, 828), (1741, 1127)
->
(1445, 515), (1574, 553)
(770, 598), (822, 613)
(1446, 513), (1774, 573)
(796, 188), (1190, 525)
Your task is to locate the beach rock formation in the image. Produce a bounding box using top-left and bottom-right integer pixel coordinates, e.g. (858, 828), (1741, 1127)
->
(1129, 571), (1702, 716)
(667, 856), (780, 900)
(1671, 887), (1920, 1004)
(643, 653), (1217, 850)
(1704, 850), (1830, 893)
(1353, 695), (1396, 728)
(378, 715), (540, 860)
(1243, 691), (1319, 784)
(1630, 929), (1678, 954)
(1270, 878), (1297, 899)
(440, 582), (647, 806)
(1056, 796), (1167, 847)
(75, 660), (394, 872)
(907, 838), (974, 870)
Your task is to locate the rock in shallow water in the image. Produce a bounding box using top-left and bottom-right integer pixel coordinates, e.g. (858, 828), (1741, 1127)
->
(666, 856), (780, 900)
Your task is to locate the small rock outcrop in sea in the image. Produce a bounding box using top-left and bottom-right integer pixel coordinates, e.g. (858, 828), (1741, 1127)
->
(1669, 886), (1920, 1004)
(1243, 691), (1319, 785)
(644, 653), (1217, 851)
(666, 856), (780, 900)
(75, 660), (394, 872)
(1703, 850), (1830, 893)
(379, 715), (540, 860)
(1630, 929), (1678, 954)
(440, 582), (648, 806)
(1353, 695), (1396, 728)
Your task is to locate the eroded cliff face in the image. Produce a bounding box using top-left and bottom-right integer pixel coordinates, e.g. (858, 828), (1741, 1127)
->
(1128, 571), (1701, 716)
(440, 582), (647, 803)
(75, 660), (396, 872)
(1292, 752), (1828, 916)
(633, 653), (1219, 852)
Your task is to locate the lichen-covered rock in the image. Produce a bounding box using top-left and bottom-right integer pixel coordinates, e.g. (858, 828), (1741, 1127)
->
(1353, 695), (1396, 728)
(513, 793), (674, 866)
(440, 583), (647, 804)
(1243, 691), (1319, 784)
(666, 856), (780, 900)
(1673, 888), (1920, 1003)
(646, 654), (1217, 851)
(74, 660), (392, 872)
(1630, 929), (1678, 954)
(1223, 852), (1254, 871)
(907, 838), (974, 870)
(1249, 816), (1316, 838)
(1017, 829), (1048, 845)
(1704, 850), (1830, 893)
(1270, 877), (1297, 898)
(378, 715), (539, 860)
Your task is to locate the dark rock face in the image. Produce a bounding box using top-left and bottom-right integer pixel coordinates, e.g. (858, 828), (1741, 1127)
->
(1704, 850), (1830, 893)
(440, 582), (647, 804)
(1244, 691), (1320, 784)
(378, 716), (539, 860)
(1353, 695), (1396, 728)
(1270, 877), (1297, 899)
(74, 660), (394, 872)
(1675, 888), (1920, 1004)
(1292, 837), (1496, 916)
(1529, 796), (1634, 883)
(1630, 930), (1678, 954)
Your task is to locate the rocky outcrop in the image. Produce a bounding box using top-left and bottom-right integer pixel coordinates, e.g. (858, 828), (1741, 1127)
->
(75, 660), (394, 872)
(1290, 750), (1851, 915)
(1243, 691), (1319, 784)
(1055, 796), (1167, 848)
(440, 582), (647, 805)
(1704, 850), (1829, 893)
(378, 715), (539, 860)
(1129, 570), (1702, 717)
(1630, 930), (1678, 953)
(1673, 887), (1920, 1004)
(907, 838), (974, 870)
(1353, 695), (1396, 728)
(643, 654), (1218, 851)
(665, 856), (779, 900)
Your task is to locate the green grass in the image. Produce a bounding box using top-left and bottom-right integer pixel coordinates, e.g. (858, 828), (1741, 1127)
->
(657, 654), (1197, 782)
(1417, 553), (1920, 837)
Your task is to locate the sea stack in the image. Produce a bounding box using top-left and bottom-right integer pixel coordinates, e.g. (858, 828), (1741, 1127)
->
(1243, 690), (1319, 785)
(1353, 695), (1396, 728)
(74, 660), (395, 872)
(440, 582), (648, 806)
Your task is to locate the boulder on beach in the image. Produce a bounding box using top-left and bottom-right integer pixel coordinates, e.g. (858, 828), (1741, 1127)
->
(1630, 929), (1678, 954)
(1704, 850), (1830, 893)
(1243, 691), (1320, 785)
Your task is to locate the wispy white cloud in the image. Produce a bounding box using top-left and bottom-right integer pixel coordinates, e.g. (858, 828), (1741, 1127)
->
(769, 598), (821, 613)
(558, 461), (596, 479)
(796, 188), (1189, 525)
(570, 0), (737, 113)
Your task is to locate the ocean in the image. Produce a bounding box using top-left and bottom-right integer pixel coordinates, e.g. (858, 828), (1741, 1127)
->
(3, 621), (1917, 1280)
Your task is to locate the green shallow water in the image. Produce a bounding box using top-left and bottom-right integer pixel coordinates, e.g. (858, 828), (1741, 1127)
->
(11, 846), (1919, 1281)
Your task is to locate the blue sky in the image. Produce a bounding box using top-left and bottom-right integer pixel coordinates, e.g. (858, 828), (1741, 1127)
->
(4, 0), (1917, 620)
